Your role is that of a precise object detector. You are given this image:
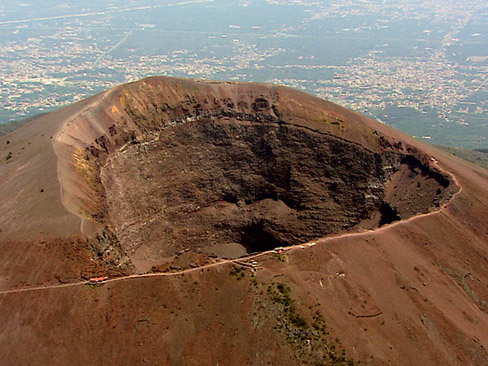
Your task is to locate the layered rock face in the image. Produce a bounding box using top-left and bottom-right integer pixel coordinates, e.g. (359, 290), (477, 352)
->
(53, 77), (454, 270)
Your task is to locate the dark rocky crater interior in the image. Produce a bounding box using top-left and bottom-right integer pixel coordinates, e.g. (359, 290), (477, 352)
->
(78, 82), (453, 264)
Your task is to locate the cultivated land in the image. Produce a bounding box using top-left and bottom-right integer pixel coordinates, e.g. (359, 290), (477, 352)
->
(0, 77), (487, 365)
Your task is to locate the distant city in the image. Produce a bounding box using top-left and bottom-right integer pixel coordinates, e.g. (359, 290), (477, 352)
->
(1, 0), (487, 148)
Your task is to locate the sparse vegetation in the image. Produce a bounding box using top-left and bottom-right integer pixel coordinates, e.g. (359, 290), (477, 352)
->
(229, 265), (245, 280)
(275, 253), (288, 263)
(265, 282), (358, 365)
(249, 273), (258, 287)
(441, 266), (488, 313)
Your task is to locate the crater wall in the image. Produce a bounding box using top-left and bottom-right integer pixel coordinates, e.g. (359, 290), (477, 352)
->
(52, 77), (456, 271)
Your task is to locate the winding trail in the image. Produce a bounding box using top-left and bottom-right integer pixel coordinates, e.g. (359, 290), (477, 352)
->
(0, 156), (462, 296)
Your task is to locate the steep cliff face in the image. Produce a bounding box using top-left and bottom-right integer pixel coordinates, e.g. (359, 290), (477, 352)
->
(51, 77), (454, 271)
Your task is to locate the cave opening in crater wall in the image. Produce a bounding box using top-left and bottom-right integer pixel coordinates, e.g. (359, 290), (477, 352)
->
(238, 220), (286, 253)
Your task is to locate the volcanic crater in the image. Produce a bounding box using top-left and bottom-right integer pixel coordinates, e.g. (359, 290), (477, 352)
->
(54, 77), (455, 270)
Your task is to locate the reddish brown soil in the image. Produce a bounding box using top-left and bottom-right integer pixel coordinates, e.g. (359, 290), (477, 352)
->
(0, 77), (487, 365)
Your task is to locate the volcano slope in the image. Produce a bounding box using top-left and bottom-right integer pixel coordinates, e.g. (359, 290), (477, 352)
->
(0, 76), (487, 365)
